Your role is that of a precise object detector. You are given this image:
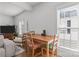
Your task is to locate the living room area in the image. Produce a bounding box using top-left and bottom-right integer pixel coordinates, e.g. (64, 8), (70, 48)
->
(0, 2), (79, 57)
(0, 2), (59, 57)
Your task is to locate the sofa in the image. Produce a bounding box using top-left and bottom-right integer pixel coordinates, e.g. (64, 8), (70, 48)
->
(0, 39), (16, 57)
(0, 35), (16, 57)
(13, 37), (22, 46)
(0, 35), (25, 57)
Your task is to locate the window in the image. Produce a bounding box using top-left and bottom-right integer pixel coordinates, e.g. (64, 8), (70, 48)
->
(58, 5), (79, 52)
(60, 11), (64, 18)
(19, 21), (24, 35)
(67, 20), (71, 27)
(65, 11), (70, 17)
(67, 29), (71, 34)
(19, 21), (22, 35)
(70, 10), (77, 17)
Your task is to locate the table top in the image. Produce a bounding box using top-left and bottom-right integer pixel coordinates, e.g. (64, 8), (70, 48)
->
(31, 34), (54, 43)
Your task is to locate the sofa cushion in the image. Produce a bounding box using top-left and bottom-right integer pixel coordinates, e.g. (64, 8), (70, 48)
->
(3, 39), (16, 57)
(0, 39), (4, 48)
(0, 48), (5, 57)
(0, 35), (4, 40)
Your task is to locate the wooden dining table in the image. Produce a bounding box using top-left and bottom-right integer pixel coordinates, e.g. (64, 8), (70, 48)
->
(31, 34), (54, 57)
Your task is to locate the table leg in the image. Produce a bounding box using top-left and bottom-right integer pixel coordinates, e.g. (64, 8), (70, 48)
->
(47, 43), (49, 57)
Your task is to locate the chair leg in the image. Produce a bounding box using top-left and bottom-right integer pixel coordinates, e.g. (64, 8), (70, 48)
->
(51, 50), (53, 56)
(32, 48), (34, 57)
(26, 47), (30, 55)
(41, 48), (43, 56)
(55, 49), (57, 56)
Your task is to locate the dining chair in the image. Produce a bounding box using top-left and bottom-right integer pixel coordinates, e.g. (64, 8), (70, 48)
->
(25, 33), (42, 57)
(22, 32), (35, 49)
(41, 35), (59, 57)
(22, 33), (27, 48)
(27, 31), (35, 36)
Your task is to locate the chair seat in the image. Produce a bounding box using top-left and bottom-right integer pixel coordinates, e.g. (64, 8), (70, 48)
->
(28, 43), (41, 49)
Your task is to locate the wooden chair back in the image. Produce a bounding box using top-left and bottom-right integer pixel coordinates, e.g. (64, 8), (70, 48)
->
(50, 35), (58, 50)
(26, 31), (35, 36)
(52, 35), (59, 56)
(25, 33), (34, 48)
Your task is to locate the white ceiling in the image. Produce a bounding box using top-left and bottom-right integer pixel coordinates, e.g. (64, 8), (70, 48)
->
(0, 2), (39, 16)
(0, 2), (77, 16)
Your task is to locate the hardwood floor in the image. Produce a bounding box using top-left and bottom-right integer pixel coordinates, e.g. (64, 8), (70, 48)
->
(16, 50), (41, 57)
(16, 50), (59, 57)
(16, 51), (27, 57)
(15, 44), (59, 57)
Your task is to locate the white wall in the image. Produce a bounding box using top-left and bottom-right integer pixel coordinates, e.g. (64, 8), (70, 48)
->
(15, 2), (58, 35)
(14, 2), (78, 35)
(0, 14), (14, 25)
